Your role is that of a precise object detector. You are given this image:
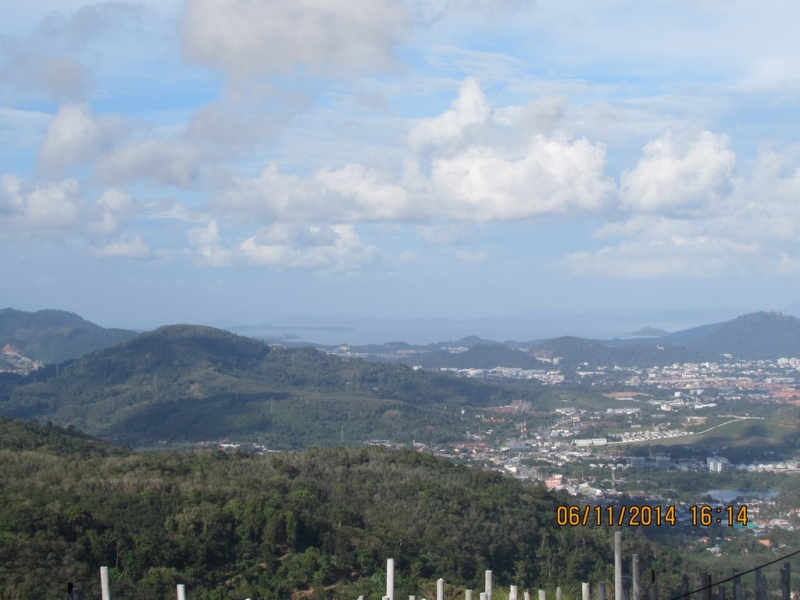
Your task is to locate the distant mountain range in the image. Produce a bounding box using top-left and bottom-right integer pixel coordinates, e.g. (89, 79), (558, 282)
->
(0, 308), (137, 364)
(0, 324), (520, 447)
(369, 312), (800, 367)
(3, 308), (800, 448)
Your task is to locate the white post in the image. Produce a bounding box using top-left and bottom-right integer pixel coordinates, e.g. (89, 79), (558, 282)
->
(438, 579), (445, 600)
(100, 566), (110, 600)
(510, 585), (518, 600)
(615, 531), (623, 600)
(525, 592), (532, 600)
(387, 558), (395, 600)
(177, 584), (186, 600)
(539, 590), (546, 600)
(466, 591), (473, 600)
(582, 583), (590, 600)
(481, 593), (488, 600)
(485, 571), (493, 600)
(557, 587), (562, 600)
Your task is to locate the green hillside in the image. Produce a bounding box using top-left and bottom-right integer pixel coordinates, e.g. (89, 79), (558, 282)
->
(531, 337), (708, 367)
(0, 308), (137, 363)
(399, 344), (546, 369)
(681, 311), (800, 359)
(0, 325), (520, 448)
(0, 417), (683, 600)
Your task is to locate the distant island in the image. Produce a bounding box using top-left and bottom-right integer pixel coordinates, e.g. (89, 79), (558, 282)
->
(630, 326), (671, 337)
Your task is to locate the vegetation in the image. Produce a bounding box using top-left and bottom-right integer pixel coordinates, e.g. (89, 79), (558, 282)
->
(669, 311), (800, 359)
(0, 325), (523, 448)
(0, 307), (136, 363)
(530, 337), (710, 368)
(0, 417), (684, 600)
(397, 345), (546, 370)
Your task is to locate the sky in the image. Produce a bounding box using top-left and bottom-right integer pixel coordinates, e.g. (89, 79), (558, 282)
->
(3, 0), (800, 337)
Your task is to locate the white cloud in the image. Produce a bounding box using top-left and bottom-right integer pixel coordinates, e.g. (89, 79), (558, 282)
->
(240, 223), (376, 270)
(620, 131), (737, 213)
(430, 131), (611, 220)
(563, 218), (762, 278)
(95, 139), (207, 188)
(89, 234), (152, 260)
(187, 220), (233, 267)
(219, 78), (613, 224)
(187, 220), (376, 271)
(408, 77), (491, 150)
(0, 174), (142, 244)
(182, 0), (410, 77)
(0, 175), (82, 233)
(564, 144), (800, 278)
(38, 104), (122, 174)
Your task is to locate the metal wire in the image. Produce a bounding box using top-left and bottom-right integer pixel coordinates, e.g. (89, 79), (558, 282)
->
(666, 546), (800, 600)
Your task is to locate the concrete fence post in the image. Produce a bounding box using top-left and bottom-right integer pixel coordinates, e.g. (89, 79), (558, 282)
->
(754, 569), (763, 600)
(732, 571), (742, 600)
(781, 563), (791, 600)
(486, 571), (493, 600)
(680, 573), (689, 600)
(650, 570), (658, 600)
(100, 567), (110, 600)
(438, 579), (444, 600)
(177, 583), (186, 600)
(599, 582), (607, 600)
(510, 585), (518, 600)
(632, 555), (640, 600)
(701, 571), (711, 600)
(387, 559), (395, 600)
(615, 532), (623, 600)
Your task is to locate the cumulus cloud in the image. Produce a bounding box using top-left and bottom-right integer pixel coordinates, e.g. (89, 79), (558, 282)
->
(218, 78), (613, 224)
(408, 77), (491, 150)
(240, 223), (375, 270)
(563, 144), (800, 278)
(0, 174), (142, 246)
(182, 0), (410, 77)
(95, 139), (207, 188)
(188, 220), (376, 271)
(563, 218), (762, 278)
(38, 104), (122, 174)
(620, 130), (737, 213)
(0, 175), (82, 233)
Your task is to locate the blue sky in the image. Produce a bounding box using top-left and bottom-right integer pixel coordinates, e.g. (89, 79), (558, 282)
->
(3, 0), (800, 334)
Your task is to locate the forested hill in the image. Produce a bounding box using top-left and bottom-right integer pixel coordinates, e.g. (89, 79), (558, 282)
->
(0, 325), (521, 447)
(0, 417), (682, 600)
(399, 344), (547, 369)
(529, 337), (710, 368)
(0, 307), (137, 363)
(663, 311), (800, 359)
